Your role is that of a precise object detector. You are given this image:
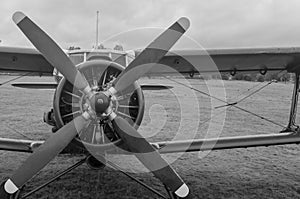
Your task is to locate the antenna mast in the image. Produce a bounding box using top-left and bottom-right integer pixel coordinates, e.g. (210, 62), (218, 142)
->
(95, 11), (99, 49)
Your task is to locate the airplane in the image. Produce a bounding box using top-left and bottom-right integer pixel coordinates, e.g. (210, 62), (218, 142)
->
(0, 11), (299, 199)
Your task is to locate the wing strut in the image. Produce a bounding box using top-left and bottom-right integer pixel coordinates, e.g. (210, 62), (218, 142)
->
(281, 73), (300, 133)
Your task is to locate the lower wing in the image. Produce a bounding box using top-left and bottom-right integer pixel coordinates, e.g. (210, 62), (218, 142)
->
(1, 132), (299, 154)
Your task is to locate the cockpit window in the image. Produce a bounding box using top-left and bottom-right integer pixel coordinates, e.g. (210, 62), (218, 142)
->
(86, 52), (111, 61)
(67, 51), (129, 66)
(69, 53), (84, 65)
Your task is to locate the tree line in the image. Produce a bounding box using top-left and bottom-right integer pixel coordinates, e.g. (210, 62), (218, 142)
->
(200, 71), (292, 82)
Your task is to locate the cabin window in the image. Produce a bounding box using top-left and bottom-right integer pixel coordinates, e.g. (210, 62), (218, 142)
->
(86, 52), (111, 61)
(69, 53), (84, 65)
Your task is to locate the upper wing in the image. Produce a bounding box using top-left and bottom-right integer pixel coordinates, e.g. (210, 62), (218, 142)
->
(135, 47), (300, 74)
(0, 46), (53, 75)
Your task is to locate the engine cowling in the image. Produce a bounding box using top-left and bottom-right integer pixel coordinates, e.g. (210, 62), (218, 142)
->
(52, 59), (145, 152)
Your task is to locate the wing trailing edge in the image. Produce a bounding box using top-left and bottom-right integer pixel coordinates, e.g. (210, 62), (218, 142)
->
(11, 82), (57, 89)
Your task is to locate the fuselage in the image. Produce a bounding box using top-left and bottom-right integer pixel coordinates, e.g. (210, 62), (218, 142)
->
(53, 48), (135, 83)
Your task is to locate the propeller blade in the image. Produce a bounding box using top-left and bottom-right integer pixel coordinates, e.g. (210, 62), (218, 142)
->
(110, 17), (189, 95)
(111, 116), (189, 198)
(12, 12), (91, 95)
(1, 114), (89, 194)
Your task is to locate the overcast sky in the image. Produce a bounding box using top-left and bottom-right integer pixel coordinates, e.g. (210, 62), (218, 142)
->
(1, 0), (300, 50)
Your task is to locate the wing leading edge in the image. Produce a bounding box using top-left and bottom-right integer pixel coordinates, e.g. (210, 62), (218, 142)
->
(0, 137), (43, 153)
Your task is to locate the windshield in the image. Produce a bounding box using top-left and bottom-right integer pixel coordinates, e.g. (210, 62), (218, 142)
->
(69, 53), (84, 65)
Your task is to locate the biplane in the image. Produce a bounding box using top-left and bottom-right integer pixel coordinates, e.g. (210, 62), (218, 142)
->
(0, 11), (300, 199)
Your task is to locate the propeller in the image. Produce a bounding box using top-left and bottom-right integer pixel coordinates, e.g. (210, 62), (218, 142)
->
(1, 11), (190, 198)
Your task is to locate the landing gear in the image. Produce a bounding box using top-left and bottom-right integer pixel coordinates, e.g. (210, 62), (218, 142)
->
(86, 155), (106, 170)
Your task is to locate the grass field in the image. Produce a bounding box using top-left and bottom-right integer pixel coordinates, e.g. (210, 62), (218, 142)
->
(0, 75), (299, 199)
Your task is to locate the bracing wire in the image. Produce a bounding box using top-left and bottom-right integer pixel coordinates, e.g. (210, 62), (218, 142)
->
(226, 70), (285, 106)
(0, 72), (32, 87)
(1, 72), (34, 140)
(163, 75), (286, 129)
(5, 124), (33, 140)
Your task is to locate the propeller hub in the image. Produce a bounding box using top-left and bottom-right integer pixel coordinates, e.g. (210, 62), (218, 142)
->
(90, 92), (111, 115)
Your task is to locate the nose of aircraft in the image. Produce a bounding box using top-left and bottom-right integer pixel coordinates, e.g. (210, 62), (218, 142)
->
(90, 92), (111, 115)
